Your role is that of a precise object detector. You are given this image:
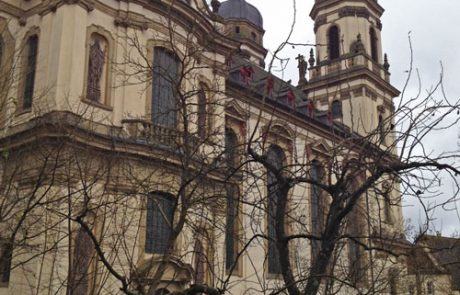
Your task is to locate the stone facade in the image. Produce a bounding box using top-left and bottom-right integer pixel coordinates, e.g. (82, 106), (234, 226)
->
(0, 0), (456, 294)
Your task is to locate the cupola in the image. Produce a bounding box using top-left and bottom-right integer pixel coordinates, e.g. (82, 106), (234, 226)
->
(217, 0), (267, 67)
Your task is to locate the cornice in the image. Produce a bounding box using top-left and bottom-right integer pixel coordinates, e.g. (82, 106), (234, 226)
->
(305, 66), (400, 98)
(310, 0), (384, 20)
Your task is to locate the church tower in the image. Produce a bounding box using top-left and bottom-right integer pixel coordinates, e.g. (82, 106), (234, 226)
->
(302, 0), (400, 143)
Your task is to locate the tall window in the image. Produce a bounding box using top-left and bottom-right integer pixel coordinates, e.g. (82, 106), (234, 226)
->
(225, 128), (239, 271)
(86, 33), (109, 103)
(378, 114), (385, 144)
(331, 100), (342, 118)
(383, 191), (393, 224)
(266, 145), (285, 274)
(328, 25), (340, 60)
(348, 205), (364, 284)
(0, 242), (12, 284)
(369, 28), (378, 62)
(145, 192), (175, 254)
(68, 227), (94, 295)
(152, 48), (179, 128)
(22, 35), (38, 109)
(310, 160), (324, 260)
(197, 85), (207, 139)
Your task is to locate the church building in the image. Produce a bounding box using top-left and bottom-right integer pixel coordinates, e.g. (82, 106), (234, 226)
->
(0, 0), (457, 294)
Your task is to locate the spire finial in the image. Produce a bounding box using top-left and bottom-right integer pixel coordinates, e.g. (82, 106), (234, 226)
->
(308, 48), (316, 67)
(383, 53), (390, 71)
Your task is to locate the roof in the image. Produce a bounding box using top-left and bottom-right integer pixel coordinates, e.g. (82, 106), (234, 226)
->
(422, 235), (460, 290)
(226, 56), (352, 135)
(218, 0), (263, 28)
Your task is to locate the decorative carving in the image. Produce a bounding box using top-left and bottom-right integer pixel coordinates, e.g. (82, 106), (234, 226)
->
(383, 53), (390, 71)
(114, 11), (149, 30)
(350, 34), (366, 54)
(210, 0), (221, 13)
(86, 39), (106, 102)
(314, 15), (327, 32)
(296, 54), (307, 86)
(18, 17), (27, 26)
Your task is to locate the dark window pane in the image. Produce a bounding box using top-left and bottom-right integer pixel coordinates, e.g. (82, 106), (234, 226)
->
(0, 242), (12, 283)
(69, 228), (94, 295)
(152, 48), (179, 128)
(23, 35), (39, 109)
(197, 87), (207, 139)
(370, 28), (378, 62)
(328, 26), (340, 60)
(225, 184), (238, 270)
(266, 145), (284, 274)
(310, 161), (323, 260)
(225, 129), (239, 270)
(145, 192), (175, 254)
(331, 100), (342, 118)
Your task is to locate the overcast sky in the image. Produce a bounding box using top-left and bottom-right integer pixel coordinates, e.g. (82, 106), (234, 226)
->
(243, 0), (460, 236)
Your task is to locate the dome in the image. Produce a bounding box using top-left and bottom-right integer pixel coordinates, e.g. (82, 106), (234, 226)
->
(218, 0), (263, 29)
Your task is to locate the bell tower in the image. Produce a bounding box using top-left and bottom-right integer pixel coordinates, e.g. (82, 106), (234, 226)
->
(302, 0), (400, 143)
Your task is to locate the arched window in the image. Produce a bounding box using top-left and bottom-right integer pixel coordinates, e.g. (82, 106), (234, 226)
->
(235, 26), (240, 34)
(145, 192), (175, 254)
(331, 100), (342, 118)
(69, 227), (95, 295)
(86, 33), (109, 103)
(22, 35), (38, 110)
(310, 160), (324, 260)
(225, 128), (239, 271)
(266, 145), (285, 274)
(370, 28), (378, 62)
(197, 85), (207, 139)
(152, 47), (179, 128)
(347, 181), (365, 284)
(328, 25), (340, 60)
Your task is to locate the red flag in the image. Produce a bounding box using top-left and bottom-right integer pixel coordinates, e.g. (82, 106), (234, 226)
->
(287, 89), (296, 107)
(307, 100), (315, 117)
(240, 66), (253, 84)
(327, 111), (333, 124)
(266, 76), (274, 96)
